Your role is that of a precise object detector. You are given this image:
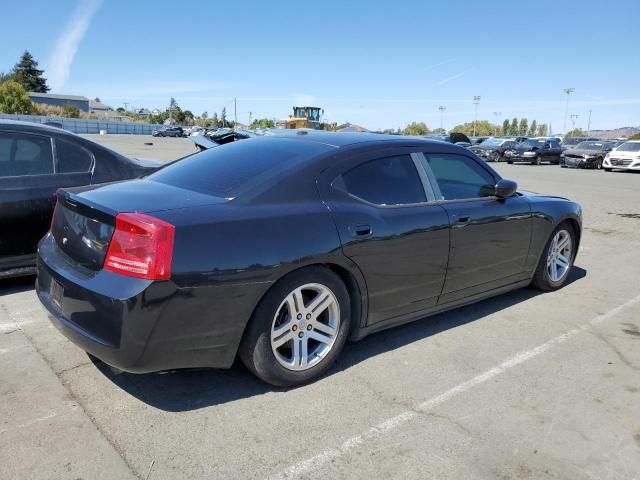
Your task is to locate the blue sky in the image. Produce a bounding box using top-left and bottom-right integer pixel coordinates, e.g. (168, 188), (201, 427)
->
(2, 0), (639, 132)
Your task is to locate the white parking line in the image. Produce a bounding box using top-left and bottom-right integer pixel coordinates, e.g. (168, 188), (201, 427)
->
(268, 294), (640, 480)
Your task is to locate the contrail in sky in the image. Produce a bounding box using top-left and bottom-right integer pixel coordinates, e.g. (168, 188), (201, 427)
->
(47, 0), (102, 91)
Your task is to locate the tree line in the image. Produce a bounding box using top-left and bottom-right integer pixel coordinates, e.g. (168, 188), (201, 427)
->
(387, 118), (550, 137)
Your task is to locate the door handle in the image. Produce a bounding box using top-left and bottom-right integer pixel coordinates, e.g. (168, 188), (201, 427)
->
(353, 224), (372, 237)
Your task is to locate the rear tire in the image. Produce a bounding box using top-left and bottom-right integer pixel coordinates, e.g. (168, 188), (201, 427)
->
(531, 223), (576, 291)
(239, 266), (351, 387)
(507, 161), (513, 164)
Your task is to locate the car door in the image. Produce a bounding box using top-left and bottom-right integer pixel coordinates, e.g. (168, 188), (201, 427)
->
(319, 148), (450, 326)
(417, 151), (533, 304)
(0, 131), (57, 263)
(548, 140), (562, 163)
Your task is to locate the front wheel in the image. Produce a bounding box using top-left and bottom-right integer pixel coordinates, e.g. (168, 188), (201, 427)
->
(533, 155), (542, 166)
(595, 158), (603, 170)
(531, 223), (576, 291)
(239, 267), (351, 386)
(604, 168), (612, 172)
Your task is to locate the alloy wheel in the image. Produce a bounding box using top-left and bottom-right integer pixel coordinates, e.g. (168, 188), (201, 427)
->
(546, 229), (572, 282)
(270, 283), (340, 371)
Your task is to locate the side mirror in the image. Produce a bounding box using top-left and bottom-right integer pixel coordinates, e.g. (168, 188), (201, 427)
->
(495, 179), (517, 198)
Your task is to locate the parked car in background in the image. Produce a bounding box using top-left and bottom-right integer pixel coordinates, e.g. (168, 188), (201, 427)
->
(602, 140), (640, 172)
(152, 126), (184, 137)
(470, 136), (489, 145)
(190, 128), (262, 151)
(505, 138), (562, 165)
(560, 136), (599, 152)
(468, 137), (517, 162)
(425, 132), (472, 145)
(36, 131), (581, 386)
(0, 120), (161, 279)
(560, 141), (615, 169)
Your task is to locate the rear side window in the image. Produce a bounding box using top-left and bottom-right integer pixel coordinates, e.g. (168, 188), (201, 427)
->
(421, 153), (496, 200)
(56, 137), (93, 173)
(0, 132), (53, 177)
(338, 155), (426, 206)
(149, 138), (332, 198)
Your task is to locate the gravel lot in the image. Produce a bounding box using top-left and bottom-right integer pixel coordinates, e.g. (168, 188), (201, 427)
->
(1, 139), (639, 480)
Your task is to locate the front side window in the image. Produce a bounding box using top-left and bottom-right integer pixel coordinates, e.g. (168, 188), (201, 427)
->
(56, 137), (93, 173)
(421, 153), (496, 200)
(338, 155), (426, 206)
(0, 132), (54, 177)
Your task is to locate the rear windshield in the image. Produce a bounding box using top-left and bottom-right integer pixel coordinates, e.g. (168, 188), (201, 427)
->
(148, 138), (332, 198)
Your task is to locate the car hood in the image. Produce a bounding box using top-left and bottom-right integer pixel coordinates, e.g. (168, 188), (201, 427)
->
(609, 151), (640, 159)
(563, 149), (600, 156)
(519, 190), (569, 201)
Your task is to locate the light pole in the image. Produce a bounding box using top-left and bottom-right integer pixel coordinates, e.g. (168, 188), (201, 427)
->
(493, 111), (501, 136)
(473, 96), (481, 136)
(570, 114), (579, 135)
(587, 109), (592, 136)
(438, 106), (446, 131)
(563, 87), (575, 135)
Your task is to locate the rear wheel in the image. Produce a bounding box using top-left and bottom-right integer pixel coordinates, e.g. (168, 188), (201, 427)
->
(595, 157), (603, 170)
(239, 267), (351, 386)
(533, 155), (542, 166)
(531, 223), (576, 291)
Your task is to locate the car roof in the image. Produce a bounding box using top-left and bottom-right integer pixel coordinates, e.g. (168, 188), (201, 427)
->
(262, 129), (441, 148)
(0, 118), (76, 135)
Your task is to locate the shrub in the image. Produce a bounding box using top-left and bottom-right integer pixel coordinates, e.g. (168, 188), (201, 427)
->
(0, 80), (34, 114)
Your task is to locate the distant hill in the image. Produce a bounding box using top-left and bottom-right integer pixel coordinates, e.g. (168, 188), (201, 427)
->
(588, 126), (640, 139)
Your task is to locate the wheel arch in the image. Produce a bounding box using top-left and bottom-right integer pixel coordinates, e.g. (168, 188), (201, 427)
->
(239, 261), (368, 348)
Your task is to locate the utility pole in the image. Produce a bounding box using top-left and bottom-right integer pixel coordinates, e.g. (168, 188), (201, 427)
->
(123, 102), (129, 112)
(234, 98), (238, 129)
(570, 114), (579, 134)
(473, 96), (481, 136)
(587, 109), (592, 136)
(438, 106), (446, 130)
(248, 111), (253, 127)
(493, 111), (501, 136)
(563, 87), (575, 135)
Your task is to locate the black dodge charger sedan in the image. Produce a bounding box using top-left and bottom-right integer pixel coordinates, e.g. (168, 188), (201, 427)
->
(36, 131), (581, 386)
(0, 120), (161, 279)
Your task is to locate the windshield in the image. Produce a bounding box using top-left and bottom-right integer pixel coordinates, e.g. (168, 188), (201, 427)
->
(521, 139), (546, 148)
(562, 137), (586, 146)
(615, 142), (640, 152)
(479, 138), (504, 147)
(149, 138), (332, 198)
(575, 141), (604, 150)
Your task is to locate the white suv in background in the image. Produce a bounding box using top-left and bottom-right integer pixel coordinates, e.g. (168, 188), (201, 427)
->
(603, 141), (640, 172)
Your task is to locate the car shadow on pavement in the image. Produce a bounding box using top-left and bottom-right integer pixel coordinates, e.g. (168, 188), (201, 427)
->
(0, 275), (36, 296)
(91, 266), (586, 412)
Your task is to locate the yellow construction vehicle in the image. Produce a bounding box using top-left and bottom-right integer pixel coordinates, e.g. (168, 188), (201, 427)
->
(277, 106), (334, 130)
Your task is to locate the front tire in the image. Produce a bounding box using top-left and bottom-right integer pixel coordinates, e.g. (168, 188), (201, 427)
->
(239, 267), (351, 386)
(531, 223), (576, 291)
(604, 168), (612, 172)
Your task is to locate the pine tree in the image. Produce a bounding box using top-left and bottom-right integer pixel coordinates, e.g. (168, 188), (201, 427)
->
(212, 112), (219, 127)
(502, 119), (510, 136)
(221, 108), (227, 127)
(528, 120), (537, 137)
(519, 118), (528, 136)
(509, 118), (518, 135)
(12, 51), (49, 93)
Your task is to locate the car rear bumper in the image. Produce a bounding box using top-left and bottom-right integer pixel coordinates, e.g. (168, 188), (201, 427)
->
(36, 233), (250, 373)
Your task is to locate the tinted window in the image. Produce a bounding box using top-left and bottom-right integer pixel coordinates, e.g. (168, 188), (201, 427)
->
(56, 137), (93, 173)
(340, 155), (426, 206)
(422, 153), (496, 200)
(0, 132), (53, 177)
(150, 138), (332, 198)
(550, 141), (560, 148)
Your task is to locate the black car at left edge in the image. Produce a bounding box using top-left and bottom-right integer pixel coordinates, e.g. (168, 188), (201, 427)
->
(35, 131), (582, 386)
(0, 120), (161, 279)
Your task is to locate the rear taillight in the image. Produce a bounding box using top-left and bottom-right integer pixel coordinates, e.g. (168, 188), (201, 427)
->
(104, 213), (174, 280)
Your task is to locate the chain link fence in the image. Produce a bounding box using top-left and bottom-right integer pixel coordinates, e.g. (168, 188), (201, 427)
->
(0, 113), (167, 135)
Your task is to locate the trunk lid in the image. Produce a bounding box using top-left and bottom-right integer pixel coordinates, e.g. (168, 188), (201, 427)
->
(51, 179), (225, 270)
